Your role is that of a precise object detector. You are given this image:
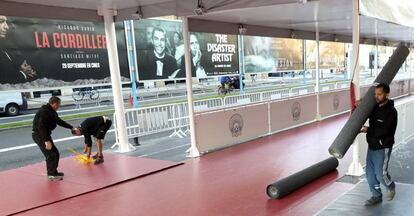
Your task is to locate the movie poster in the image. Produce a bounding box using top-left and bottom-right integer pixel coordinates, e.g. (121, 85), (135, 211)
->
(188, 32), (239, 77)
(134, 19), (184, 81)
(244, 36), (304, 73)
(306, 40), (345, 69)
(134, 19), (239, 80)
(0, 15), (129, 91)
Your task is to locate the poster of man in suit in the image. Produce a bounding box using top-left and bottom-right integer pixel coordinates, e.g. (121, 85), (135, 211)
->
(134, 19), (239, 80)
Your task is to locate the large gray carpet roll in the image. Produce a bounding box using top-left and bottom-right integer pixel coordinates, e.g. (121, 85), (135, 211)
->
(328, 44), (409, 159)
(266, 157), (339, 199)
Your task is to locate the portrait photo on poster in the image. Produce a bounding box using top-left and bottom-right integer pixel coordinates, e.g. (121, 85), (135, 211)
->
(134, 19), (183, 81)
(306, 40), (345, 70)
(0, 15), (130, 91)
(243, 36), (304, 74)
(134, 18), (239, 81)
(187, 32), (239, 78)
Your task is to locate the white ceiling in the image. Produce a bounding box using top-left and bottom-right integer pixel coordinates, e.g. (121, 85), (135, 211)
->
(4, 0), (172, 10)
(192, 0), (414, 43)
(1, 0), (414, 43)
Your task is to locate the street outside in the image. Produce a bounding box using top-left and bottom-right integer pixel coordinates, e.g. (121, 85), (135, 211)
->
(0, 71), (375, 172)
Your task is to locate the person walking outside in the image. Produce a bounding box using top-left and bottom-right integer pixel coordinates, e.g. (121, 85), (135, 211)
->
(360, 83), (397, 206)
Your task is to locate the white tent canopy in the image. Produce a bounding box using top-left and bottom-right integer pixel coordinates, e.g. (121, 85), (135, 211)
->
(1, 0), (414, 44)
(360, 0), (414, 29)
(1, 0), (413, 155)
(190, 0), (414, 44)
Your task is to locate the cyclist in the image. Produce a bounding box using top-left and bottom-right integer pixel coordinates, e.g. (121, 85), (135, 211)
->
(232, 76), (246, 90)
(220, 76), (233, 89)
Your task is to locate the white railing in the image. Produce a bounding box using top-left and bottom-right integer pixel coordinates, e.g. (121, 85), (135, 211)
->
(290, 85), (315, 96)
(320, 83), (336, 91)
(261, 88), (290, 101)
(113, 78), (412, 143)
(194, 98), (224, 111)
(113, 102), (190, 144)
(335, 81), (350, 89)
(224, 92), (262, 106)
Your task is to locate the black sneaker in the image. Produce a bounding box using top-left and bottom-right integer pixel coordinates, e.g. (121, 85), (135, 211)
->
(92, 153), (99, 160)
(57, 172), (64, 177)
(365, 196), (382, 206)
(94, 156), (104, 165)
(387, 185), (396, 201)
(48, 175), (63, 181)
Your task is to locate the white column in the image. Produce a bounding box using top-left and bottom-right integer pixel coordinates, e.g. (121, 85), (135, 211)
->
(375, 39), (379, 77)
(315, 28), (322, 120)
(238, 34), (245, 95)
(409, 48), (413, 94)
(182, 16), (200, 158)
(346, 44), (352, 80)
(352, 0), (361, 100)
(347, 0), (364, 176)
(101, 7), (133, 153)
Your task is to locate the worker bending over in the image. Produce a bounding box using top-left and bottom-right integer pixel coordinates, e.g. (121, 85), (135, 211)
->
(72, 116), (112, 165)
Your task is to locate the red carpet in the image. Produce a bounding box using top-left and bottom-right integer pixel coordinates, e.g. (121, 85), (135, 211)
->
(14, 114), (355, 216)
(0, 154), (182, 216)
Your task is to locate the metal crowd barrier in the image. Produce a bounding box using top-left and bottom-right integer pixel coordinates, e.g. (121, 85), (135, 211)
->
(194, 98), (224, 111)
(113, 102), (191, 144)
(73, 96), (101, 109)
(290, 85), (315, 96)
(261, 89), (290, 101)
(113, 78), (412, 142)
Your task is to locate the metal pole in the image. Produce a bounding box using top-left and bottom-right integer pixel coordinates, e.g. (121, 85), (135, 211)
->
(101, 7), (133, 152)
(347, 0), (364, 176)
(346, 44), (352, 80)
(238, 34), (245, 95)
(130, 20), (139, 108)
(124, 20), (138, 108)
(303, 40), (307, 85)
(409, 31), (413, 94)
(375, 36), (379, 77)
(409, 47), (412, 94)
(182, 16), (200, 158)
(315, 27), (321, 120)
(352, 0), (361, 100)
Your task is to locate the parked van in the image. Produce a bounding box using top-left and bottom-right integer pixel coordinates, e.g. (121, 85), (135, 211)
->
(0, 92), (27, 116)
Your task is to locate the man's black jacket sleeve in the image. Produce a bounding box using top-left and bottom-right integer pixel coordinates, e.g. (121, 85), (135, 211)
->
(57, 117), (73, 130)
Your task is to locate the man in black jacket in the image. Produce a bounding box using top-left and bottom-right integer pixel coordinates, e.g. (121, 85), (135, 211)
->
(72, 116), (112, 165)
(32, 96), (77, 181)
(360, 83), (397, 205)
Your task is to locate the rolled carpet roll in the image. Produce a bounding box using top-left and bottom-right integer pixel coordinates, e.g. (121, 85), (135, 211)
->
(266, 157), (339, 199)
(328, 44), (410, 159)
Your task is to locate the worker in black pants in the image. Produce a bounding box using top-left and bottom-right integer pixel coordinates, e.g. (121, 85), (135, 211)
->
(32, 96), (78, 181)
(72, 116), (112, 165)
(360, 83), (397, 206)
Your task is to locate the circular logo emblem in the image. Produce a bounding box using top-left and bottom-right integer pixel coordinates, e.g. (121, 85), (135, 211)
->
(333, 94), (340, 110)
(229, 113), (243, 137)
(291, 102), (301, 121)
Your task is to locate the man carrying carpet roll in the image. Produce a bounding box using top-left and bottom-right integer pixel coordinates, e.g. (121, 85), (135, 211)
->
(360, 83), (397, 206)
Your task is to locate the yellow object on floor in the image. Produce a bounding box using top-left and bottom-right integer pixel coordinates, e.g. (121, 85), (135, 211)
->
(67, 147), (95, 164)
